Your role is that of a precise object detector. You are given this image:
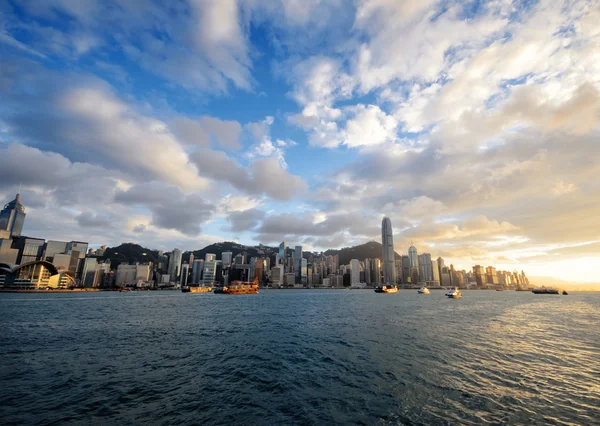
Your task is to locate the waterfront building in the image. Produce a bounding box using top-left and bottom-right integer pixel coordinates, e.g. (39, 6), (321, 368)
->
(440, 266), (452, 287)
(486, 266), (499, 285)
(418, 253), (433, 281)
(168, 248), (182, 280)
(437, 257), (445, 284)
(350, 259), (361, 285)
(221, 251), (233, 267)
(234, 253), (244, 265)
(278, 241), (286, 264)
(205, 253), (216, 262)
(401, 256), (410, 283)
(0, 260), (75, 289)
(11, 236), (44, 265)
(0, 238), (18, 264)
(473, 265), (486, 286)
(192, 259), (204, 283)
(202, 260), (218, 284)
(116, 264), (137, 287)
(431, 259), (440, 285)
(271, 265), (284, 286)
(371, 258), (381, 284)
(408, 245), (419, 282)
(284, 273), (296, 287)
(294, 245), (303, 283)
(180, 263), (189, 287)
(381, 217), (396, 285)
(301, 258), (307, 285)
(0, 193), (26, 237)
(43, 240), (68, 261)
(80, 257), (99, 287)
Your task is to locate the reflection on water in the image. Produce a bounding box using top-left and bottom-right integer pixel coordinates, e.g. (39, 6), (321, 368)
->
(0, 290), (598, 425)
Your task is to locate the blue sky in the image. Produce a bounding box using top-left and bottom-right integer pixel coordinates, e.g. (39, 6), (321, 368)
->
(1, 0), (599, 282)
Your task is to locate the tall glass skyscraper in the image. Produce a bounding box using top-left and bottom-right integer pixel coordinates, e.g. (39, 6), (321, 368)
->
(278, 241), (286, 264)
(408, 245), (419, 268)
(381, 217), (396, 285)
(0, 193), (26, 237)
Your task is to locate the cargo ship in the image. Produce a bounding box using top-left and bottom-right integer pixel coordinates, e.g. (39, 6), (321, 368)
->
(374, 285), (398, 293)
(215, 278), (259, 295)
(532, 287), (559, 294)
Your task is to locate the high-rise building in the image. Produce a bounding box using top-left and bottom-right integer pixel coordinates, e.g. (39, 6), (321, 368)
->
(278, 241), (286, 264)
(13, 237), (45, 264)
(221, 251), (233, 267)
(180, 263), (190, 287)
(301, 258), (307, 285)
(408, 245), (419, 269)
(381, 217), (396, 285)
(202, 260), (217, 284)
(437, 257), (445, 285)
(271, 265), (284, 286)
(205, 253), (216, 262)
(234, 253), (244, 265)
(372, 258), (381, 284)
(0, 193), (26, 237)
(473, 265), (486, 286)
(418, 253), (433, 281)
(431, 259), (440, 284)
(168, 249), (182, 280)
(192, 259), (204, 283)
(43, 241), (68, 261)
(80, 257), (98, 288)
(350, 259), (361, 285)
(485, 266), (499, 285)
(294, 245), (302, 283)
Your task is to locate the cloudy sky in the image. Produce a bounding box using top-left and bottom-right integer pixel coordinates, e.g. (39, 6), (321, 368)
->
(1, 0), (599, 282)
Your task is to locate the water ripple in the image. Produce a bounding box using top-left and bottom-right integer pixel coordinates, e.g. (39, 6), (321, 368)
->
(1, 290), (599, 425)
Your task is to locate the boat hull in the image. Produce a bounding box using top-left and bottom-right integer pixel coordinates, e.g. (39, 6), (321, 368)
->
(532, 288), (559, 294)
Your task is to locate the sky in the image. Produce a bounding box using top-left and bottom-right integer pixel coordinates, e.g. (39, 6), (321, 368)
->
(0, 0), (599, 282)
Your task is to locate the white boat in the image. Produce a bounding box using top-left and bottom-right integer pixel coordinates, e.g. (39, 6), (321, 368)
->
(417, 287), (430, 294)
(446, 287), (462, 298)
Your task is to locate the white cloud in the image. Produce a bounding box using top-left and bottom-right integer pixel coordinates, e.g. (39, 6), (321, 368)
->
(60, 87), (208, 190)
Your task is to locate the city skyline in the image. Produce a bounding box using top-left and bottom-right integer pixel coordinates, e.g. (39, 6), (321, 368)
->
(1, 1), (599, 283)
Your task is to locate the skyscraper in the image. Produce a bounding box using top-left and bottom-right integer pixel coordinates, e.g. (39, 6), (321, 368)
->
(0, 193), (26, 237)
(221, 251), (232, 267)
(168, 248), (182, 280)
(381, 217), (396, 285)
(350, 259), (361, 285)
(278, 241), (286, 264)
(408, 245), (419, 269)
(294, 245), (302, 283)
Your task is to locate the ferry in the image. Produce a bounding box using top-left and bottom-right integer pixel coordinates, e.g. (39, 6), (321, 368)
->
(216, 278), (259, 295)
(374, 285), (398, 293)
(417, 287), (430, 294)
(446, 287), (462, 298)
(532, 287), (559, 294)
(182, 286), (212, 293)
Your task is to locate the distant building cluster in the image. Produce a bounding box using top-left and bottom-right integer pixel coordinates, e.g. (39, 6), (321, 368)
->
(0, 193), (530, 290)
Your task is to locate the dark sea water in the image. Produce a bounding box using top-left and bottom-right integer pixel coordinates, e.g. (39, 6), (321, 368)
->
(1, 290), (599, 425)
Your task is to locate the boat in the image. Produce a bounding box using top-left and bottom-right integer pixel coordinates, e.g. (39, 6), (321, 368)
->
(417, 287), (430, 294)
(374, 285), (398, 293)
(216, 278), (259, 295)
(562, 290), (568, 295)
(446, 287), (462, 298)
(182, 286), (212, 293)
(532, 287), (559, 294)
